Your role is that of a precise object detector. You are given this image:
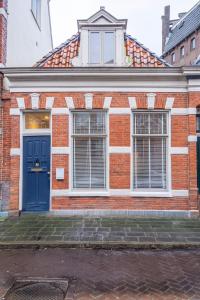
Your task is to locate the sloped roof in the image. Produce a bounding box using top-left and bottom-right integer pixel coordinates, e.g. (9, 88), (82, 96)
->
(36, 33), (168, 68)
(163, 1), (200, 55)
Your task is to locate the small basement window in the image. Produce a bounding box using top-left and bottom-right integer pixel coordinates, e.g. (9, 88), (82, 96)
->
(24, 112), (50, 129)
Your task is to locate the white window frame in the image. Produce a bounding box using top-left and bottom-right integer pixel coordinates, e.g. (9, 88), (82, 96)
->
(171, 52), (175, 64)
(88, 30), (116, 65)
(191, 37), (196, 50)
(180, 46), (185, 58)
(71, 110), (108, 191)
(131, 110), (170, 195)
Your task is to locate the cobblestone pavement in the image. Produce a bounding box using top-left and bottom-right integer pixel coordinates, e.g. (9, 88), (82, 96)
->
(1, 215), (200, 247)
(0, 248), (200, 299)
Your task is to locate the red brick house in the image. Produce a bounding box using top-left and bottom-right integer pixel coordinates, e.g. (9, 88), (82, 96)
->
(1, 7), (200, 217)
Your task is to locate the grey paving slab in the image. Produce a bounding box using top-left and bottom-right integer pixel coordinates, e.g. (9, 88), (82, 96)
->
(0, 215), (200, 248)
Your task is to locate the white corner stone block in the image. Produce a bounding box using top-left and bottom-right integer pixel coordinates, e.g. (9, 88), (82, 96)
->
(165, 97), (174, 109)
(85, 93), (93, 109)
(10, 148), (20, 156)
(16, 98), (25, 109)
(170, 147), (188, 155)
(188, 135), (197, 142)
(128, 97), (137, 109)
(46, 97), (54, 109)
(52, 147), (70, 155)
(103, 97), (112, 109)
(65, 97), (74, 109)
(30, 93), (40, 109)
(51, 108), (69, 115)
(10, 108), (20, 116)
(147, 93), (156, 109)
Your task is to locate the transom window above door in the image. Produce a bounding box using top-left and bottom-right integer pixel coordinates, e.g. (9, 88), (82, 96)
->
(72, 111), (107, 189)
(24, 112), (50, 130)
(89, 31), (115, 64)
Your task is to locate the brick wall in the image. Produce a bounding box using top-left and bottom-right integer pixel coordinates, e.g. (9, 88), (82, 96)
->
(0, 0), (7, 65)
(2, 91), (200, 213)
(163, 29), (200, 66)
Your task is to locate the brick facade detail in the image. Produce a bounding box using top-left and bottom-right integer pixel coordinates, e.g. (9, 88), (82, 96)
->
(1, 91), (200, 215)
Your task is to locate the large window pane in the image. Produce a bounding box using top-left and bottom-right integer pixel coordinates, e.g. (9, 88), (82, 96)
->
(104, 32), (115, 64)
(73, 112), (106, 189)
(133, 112), (168, 189)
(89, 32), (101, 64)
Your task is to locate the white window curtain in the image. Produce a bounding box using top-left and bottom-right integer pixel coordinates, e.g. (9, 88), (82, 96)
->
(133, 112), (168, 189)
(73, 111), (106, 189)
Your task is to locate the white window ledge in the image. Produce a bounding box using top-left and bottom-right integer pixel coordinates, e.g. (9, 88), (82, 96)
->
(131, 191), (172, 198)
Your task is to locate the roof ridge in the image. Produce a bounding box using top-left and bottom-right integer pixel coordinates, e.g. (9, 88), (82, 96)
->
(35, 33), (80, 67)
(126, 34), (170, 66)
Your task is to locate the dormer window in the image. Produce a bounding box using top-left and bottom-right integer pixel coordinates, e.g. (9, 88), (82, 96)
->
(89, 31), (115, 64)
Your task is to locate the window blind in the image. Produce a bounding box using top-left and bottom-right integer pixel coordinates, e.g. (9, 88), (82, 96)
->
(73, 112), (106, 189)
(133, 112), (168, 189)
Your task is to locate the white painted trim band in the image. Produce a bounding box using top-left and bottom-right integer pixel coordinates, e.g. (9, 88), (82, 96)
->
(10, 108), (20, 115)
(109, 147), (131, 154)
(188, 135), (197, 142)
(10, 148), (20, 156)
(109, 108), (131, 114)
(170, 147), (188, 154)
(52, 108), (69, 115)
(171, 108), (196, 115)
(51, 189), (189, 197)
(52, 147), (70, 155)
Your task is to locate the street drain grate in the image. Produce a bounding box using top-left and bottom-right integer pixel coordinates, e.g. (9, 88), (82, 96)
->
(4, 278), (68, 300)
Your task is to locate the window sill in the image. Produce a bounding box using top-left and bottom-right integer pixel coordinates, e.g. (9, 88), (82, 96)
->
(131, 191), (172, 198)
(69, 190), (109, 197)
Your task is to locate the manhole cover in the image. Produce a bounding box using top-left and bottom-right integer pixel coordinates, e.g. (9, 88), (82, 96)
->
(5, 279), (68, 300)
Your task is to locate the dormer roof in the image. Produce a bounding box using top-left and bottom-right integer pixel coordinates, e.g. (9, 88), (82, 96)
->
(77, 6), (127, 30)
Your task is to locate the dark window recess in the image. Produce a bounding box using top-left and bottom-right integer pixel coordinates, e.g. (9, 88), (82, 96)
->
(180, 46), (185, 58)
(31, 0), (41, 27)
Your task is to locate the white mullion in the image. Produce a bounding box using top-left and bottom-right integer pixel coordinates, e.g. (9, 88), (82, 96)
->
(89, 137), (92, 189)
(134, 137), (138, 189)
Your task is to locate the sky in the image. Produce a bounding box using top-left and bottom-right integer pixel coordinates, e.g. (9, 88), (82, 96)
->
(49, 0), (198, 56)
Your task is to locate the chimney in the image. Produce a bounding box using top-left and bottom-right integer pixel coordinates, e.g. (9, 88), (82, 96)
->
(162, 5), (170, 53)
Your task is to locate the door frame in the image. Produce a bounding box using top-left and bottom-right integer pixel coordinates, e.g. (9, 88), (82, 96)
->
(19, 110), (52, 212)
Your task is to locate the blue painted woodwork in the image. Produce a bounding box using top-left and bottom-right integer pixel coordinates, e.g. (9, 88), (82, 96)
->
(23, 136), (50, 211)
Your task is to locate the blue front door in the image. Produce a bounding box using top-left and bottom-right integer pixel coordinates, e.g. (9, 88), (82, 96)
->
(23, 136), (50, 212)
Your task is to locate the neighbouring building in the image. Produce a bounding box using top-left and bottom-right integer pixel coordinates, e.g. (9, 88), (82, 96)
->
(1, 7), (200, 217)
(162, 1), (200, 66)
(0, 0), (53, 67)
(0, 0), (52, 214)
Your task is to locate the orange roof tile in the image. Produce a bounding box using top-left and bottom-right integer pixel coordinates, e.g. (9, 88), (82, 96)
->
(36, 33), (169, 68)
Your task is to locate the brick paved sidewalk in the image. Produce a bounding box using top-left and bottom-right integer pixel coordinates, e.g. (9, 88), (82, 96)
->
(1, 215), (200, 248)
